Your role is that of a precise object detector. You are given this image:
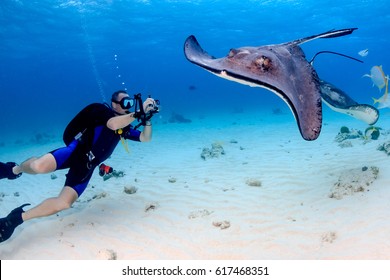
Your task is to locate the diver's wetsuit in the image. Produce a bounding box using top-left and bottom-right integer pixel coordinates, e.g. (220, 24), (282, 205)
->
(0, 103), (142, 243)
(50, 103), (140, 197)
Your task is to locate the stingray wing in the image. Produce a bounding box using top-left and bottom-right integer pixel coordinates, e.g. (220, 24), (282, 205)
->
(184, 35), (322, 141)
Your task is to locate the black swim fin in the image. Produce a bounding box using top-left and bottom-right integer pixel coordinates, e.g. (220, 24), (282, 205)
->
(0, 203), (30, 243)
(0, 162), (22, 180)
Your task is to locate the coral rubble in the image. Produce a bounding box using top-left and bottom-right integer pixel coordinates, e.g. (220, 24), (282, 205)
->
(201, 142), (225, 160)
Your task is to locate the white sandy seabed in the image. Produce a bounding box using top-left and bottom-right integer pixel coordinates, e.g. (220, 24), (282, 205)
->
(1, 109), (390, 260)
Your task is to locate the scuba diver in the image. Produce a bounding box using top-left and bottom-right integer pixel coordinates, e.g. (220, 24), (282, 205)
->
(0, 90), (159, 243)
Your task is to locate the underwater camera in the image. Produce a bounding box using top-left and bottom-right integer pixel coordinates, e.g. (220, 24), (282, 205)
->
(133, 93), (160, 119)
(147, 97), (160, 113)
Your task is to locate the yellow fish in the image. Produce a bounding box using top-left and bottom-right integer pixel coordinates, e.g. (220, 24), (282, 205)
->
(372, 71), (389, 109)
(373, 92), (389, 109)
(363, 65), (388, 91)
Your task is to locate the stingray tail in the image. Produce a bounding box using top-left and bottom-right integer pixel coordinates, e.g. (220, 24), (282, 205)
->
(293, 28), (358, 45)
(317, 28), (358, 39)
(310, 51), (363, 65)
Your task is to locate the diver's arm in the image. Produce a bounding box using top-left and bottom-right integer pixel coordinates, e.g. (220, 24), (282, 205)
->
(140, 121), (152, 142)
(106, 113), (136, 131)
(138, 98), (156, 142)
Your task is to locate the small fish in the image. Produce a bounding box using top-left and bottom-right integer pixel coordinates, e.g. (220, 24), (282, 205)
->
(373, 77), (390, 109)
(373, 92), (390, 109)
(358, 48), (368, 57)
(363, 65), (388, 91)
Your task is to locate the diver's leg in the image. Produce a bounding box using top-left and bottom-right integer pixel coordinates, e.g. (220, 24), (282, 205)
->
(22, 186), (78, 221)
(21, 165), (92, 221)
(0, 186), (78, 243)
(4, 143), (78, 179)
(14, 153), (57, 175)
(21, 164), (92, 222)
(1, 153), (57, 180)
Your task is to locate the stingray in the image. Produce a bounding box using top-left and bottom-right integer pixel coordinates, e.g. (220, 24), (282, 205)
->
(184, 28), (359, 140)
(320, 80), (379, 125)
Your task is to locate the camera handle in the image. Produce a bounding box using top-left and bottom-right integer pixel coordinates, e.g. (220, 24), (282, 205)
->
(133, 93), (159, 130)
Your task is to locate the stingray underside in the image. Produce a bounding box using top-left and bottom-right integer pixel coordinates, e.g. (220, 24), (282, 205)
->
(184, 35), (322, 140)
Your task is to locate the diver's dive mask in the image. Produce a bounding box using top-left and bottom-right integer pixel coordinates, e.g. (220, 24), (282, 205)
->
(112, 97), (134, 110)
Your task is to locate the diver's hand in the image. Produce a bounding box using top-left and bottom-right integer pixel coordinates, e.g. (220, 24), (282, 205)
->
(143, 98), (158, 114)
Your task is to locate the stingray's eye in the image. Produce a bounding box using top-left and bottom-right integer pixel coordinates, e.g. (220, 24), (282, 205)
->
(253, 55), (272, 71)
(254, 58), (263, 67)
(260, 56), (272, 70)
(262, 55), (271, 66)
(262, 56), (270, 66)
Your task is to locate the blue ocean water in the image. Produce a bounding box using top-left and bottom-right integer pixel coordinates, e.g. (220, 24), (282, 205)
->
(2, 1), (390, 262)
(0, 0), (389, 141)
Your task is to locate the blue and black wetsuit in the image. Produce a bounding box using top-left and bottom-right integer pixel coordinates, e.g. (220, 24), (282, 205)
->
(50, 103), (140, 197)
